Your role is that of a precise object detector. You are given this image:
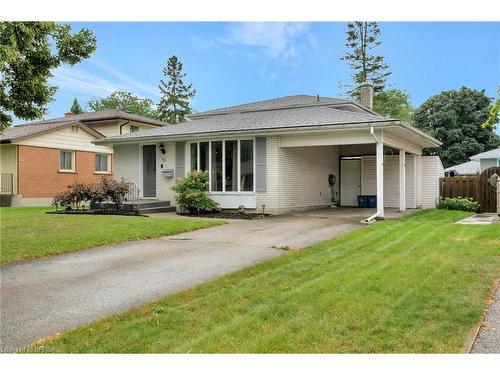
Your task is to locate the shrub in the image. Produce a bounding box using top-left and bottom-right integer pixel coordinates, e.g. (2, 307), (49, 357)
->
(87, 182), (108, 208)
(172, 170), (217, 213)
(437, 197), (480, 212)
(100, 178), (130, 211)
(52, 191), (73, 211)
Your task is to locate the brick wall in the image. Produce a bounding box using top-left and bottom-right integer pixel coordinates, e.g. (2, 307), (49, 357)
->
(18, 145), (112, 198)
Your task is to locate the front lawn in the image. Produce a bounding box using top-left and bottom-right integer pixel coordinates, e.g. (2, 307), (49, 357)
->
(31, 210), (500, 353)
(0, 207), (223, 264)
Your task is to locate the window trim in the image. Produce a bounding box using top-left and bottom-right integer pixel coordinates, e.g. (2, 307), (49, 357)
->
(130, 125), (140, 133)
(95, 153), (111, 174)
(187, 138), (256, 194)
(59, 150), (75, 173)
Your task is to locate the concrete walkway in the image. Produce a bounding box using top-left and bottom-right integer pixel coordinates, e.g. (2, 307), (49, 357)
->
(1, 208), (367, 351)
(470, 286), (500, 353)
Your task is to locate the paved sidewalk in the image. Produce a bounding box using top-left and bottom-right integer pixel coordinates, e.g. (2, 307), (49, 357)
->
(470, 286), (500, 353)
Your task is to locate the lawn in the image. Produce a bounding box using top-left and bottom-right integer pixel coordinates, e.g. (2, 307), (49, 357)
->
(31, 209), (500, 353)
(0, 207), (223, 264)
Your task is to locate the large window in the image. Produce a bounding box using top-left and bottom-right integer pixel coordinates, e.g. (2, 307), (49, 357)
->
(189, 139), (254, 193)
(95, 153), (110, 173)
(240, 140), (254, 191)
(59, 150), (75, 172)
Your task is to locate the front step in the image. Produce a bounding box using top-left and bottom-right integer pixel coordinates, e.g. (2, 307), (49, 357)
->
(138, 205), (177, 214)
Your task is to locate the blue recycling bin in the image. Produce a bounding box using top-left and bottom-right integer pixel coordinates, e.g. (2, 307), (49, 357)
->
(367, 195), (377, 208)
(357, 195), (367, 208)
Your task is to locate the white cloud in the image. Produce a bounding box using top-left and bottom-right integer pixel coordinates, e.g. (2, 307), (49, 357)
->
(220, 22), (315, 62)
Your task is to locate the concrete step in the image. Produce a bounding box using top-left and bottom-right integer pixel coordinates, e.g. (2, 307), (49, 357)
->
(132, 200), (171, 209)
(138, 205), (176, 214)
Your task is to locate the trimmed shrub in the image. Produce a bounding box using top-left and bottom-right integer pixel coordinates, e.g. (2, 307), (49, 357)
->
(100, 178), (130, 211)
(437, 197), (480, 213)
(172, 170), (217, 213)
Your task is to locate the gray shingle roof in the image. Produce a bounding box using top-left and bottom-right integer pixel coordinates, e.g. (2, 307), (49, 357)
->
(191, 95), (348, 117)
(103, 105), (392, 142)
(444, 160), (480, 175)
(0, 109), (166, 142)
(469, 147), (500, 160)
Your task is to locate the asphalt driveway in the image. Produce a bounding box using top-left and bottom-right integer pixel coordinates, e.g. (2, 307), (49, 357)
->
(1, 208), (368, 350)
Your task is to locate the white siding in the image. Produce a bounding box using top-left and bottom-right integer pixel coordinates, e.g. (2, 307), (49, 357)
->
(361, 154), (416, 209)
(256, 136), (280, 213)
(14, 126), (112, 153)
(90, 120), (157, 138)
(0, 144), (18, 194)
(420, 155), (444, 208)
(155, 142), (176, 203)
(113, 144), (140, 185)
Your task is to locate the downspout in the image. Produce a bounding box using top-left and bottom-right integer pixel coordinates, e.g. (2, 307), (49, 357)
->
(119, 120), (130, 135)
(361, 127), (382, 224)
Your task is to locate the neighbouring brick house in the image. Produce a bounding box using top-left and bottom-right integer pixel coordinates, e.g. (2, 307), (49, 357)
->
(0, 110), (165, 206)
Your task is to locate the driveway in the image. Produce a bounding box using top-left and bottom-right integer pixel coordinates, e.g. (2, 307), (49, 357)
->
(1, 208), (368, 350)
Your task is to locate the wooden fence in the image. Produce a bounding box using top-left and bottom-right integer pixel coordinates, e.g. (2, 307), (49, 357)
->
(439, 166), (499, 213)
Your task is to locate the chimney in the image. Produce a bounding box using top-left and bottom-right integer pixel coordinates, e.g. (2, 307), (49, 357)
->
(359, 82), (373, 109)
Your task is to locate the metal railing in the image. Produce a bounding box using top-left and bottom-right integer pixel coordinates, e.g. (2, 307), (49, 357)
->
(123, 180), (141, 210)
(0, 173), (14, 194)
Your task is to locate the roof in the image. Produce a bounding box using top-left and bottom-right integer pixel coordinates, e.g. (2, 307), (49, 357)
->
(444, 160), (480, 175)
(0, 109), (166, 143)
(469, 147), (500, 160)
(100, 104), (393, 142)
(190, 95), (350, 117)
(0, 120), (104, 143)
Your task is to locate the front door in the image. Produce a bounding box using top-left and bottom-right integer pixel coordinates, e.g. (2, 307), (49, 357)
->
(340, 159), (361, 206)
(142, 145), (156, 197)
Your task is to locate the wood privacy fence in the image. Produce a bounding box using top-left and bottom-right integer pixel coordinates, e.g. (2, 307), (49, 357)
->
(439, 166), (499, 213)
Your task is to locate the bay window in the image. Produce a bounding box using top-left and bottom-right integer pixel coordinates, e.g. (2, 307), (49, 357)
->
(189, 139), (254, 193)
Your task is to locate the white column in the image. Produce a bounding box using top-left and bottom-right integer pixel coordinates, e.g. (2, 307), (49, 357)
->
(399, 149), (406, 212)
(376, 141), (384, 218)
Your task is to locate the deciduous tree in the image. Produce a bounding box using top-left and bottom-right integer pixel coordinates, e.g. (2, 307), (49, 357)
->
(87, 91), (158, 119)
(373, 88), (414, 123)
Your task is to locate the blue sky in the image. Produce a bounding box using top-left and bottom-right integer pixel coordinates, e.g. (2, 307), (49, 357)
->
(29, 22), (500, 132)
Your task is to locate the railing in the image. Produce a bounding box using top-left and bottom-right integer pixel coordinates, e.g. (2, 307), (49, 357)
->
(0, 173), (14, 194)
(123, 180), (141, 209)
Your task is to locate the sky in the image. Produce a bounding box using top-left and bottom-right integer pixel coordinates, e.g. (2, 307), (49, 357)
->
(19, 22), (500, 132)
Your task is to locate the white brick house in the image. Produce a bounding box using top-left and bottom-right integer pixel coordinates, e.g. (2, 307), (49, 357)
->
(98, 85), (443, 217)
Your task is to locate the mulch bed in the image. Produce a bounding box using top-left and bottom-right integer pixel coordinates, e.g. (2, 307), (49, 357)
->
(179, 212), (271, 220)
(47, 209), (144, 217)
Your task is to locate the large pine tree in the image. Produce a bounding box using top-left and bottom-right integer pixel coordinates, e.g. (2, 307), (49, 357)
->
(157, 56), (196, 124)
(341, 22), (391, 100)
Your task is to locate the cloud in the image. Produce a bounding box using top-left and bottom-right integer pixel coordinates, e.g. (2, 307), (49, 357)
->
(220, 22), (316, 63)
(51, 58), (160, 100)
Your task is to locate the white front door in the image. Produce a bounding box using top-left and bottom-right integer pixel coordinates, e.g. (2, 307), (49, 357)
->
(340, 159), (361, 206)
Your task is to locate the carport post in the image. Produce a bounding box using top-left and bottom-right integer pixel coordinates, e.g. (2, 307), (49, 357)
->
(376, 141), (384, 218)
(399, 149), (406, 212)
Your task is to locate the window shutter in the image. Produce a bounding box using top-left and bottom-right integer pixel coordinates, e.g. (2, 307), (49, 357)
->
(175, 142), (185, 179)
(255, 137), (267, 192)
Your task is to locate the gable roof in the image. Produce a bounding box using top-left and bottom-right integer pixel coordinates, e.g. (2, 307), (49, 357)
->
(0, 109), (166, 143)
(469, 147), (500, 160)
(100, 104), (394, 142)
(0, 120), (105, 143)
(444, 160), (480, 175)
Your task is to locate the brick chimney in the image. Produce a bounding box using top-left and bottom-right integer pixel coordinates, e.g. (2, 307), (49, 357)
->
(359, 82), (373, 109)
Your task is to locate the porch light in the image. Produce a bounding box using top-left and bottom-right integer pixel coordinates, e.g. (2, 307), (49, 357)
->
(159, 143), (166, 154)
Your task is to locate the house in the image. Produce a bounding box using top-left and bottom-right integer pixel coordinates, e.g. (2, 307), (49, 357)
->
(96, 83), (443, 217)
(0, 110), (165, 206)
(445, 147), (500, 176)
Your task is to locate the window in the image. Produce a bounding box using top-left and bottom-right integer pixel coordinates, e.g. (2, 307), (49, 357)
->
(95, 154), (110, 173)
(188, 139), (255, 193)
(59, 150), (75, 172)
(225, 140), (238, 191)
(211, 141), (223, 191)
(130, 125), (139, 132)
(240, 140), (254, 191)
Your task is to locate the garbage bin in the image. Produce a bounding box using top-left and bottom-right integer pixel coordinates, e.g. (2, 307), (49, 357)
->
(367, 195), (377, 208)
(357, 195), (367, 208)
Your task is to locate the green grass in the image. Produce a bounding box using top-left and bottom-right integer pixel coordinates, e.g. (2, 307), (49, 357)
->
(31, 209), (500, 353)
(0, 207), (223, 264)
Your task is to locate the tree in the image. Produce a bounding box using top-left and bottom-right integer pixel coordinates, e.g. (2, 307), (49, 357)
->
(70, 98), (84, 114)
(157, 55), (196, 124)
(373, 88), (414, 123)
(413, 87), (500, 168)
(0, 22), (96, 130)
(482, 87), (499, 130)
(341, 22), (391, 100)
(87, 91), (158, 119)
